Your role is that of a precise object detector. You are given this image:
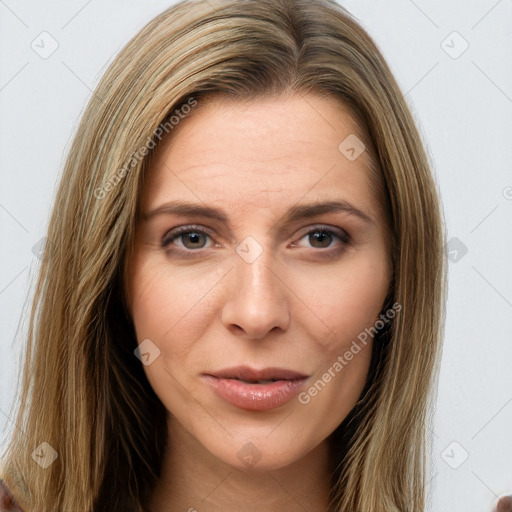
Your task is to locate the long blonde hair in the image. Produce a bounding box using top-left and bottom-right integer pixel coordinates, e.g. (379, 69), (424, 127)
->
(0, 1), (447, 510)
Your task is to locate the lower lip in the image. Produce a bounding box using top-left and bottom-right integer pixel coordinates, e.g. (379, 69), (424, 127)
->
(202, 375), (308, 411)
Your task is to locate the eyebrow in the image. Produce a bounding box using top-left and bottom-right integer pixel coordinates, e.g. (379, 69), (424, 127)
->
(143, 199), (375, 228)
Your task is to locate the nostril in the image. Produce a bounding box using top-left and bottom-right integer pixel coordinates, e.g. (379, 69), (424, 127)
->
(495, 495), (512, 512)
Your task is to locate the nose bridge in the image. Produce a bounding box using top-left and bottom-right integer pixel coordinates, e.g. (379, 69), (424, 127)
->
(234, 233), (278, 291)
(221, 239), (290, 338)
(237, 249), (277, 299)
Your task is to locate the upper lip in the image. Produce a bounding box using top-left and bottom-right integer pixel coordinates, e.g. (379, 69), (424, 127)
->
(205, 366), (309, 381)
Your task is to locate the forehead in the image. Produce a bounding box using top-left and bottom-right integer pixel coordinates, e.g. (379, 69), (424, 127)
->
(142, 93), (380, 222)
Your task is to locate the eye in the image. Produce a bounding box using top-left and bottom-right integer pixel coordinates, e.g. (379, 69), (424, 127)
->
(161, 224), (351, 255)
(291, 226), (350, 250)
(161, 225), (214, 251)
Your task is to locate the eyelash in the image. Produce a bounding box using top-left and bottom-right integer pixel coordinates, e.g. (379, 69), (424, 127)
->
(161, 224), (351, 255)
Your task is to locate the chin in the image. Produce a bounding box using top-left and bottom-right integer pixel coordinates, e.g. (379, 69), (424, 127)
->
(203, 432), (318, 473)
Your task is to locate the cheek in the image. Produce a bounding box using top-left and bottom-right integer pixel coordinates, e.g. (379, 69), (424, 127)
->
(129, 255), (221, 340)
(292, 252), (390, 349)
(127, 257), (208, 404)
(127, 255), (233, 382)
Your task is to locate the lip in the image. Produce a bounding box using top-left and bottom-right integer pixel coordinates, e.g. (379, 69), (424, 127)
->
(202, 366), (309, 411)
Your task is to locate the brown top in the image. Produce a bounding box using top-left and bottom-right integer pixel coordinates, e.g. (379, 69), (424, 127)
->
(496, 495), (512, 512)
(0, 480), (23, 512)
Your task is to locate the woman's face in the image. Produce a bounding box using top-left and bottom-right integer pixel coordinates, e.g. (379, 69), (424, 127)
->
(126, 93), (391, 471)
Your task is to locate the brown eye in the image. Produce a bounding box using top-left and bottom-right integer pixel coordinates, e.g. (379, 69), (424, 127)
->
(162, 226), (213, 251)
(308, 230), (334, 248)
(179, 232), (208, 249)
(292, 226), (350, 250)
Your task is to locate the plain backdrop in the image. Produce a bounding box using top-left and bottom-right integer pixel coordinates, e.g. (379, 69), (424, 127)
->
(1, 1), (511, 511)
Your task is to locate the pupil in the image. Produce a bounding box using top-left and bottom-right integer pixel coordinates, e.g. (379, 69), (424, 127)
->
(184, 232), (205, 248)
(310, 231), (331, 248)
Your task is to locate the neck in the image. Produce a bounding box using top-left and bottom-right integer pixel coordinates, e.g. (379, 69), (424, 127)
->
(148, 416), (332, 512)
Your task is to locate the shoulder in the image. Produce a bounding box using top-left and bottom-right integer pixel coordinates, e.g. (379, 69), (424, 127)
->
(0, 480), (23, 512)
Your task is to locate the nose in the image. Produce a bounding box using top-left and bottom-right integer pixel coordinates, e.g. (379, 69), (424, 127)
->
(220, 249), (291, 340)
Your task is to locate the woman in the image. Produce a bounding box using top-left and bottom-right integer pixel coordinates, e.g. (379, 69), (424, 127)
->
(0, 0), (507, 511)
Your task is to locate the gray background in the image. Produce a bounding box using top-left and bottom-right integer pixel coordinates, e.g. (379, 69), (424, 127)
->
(1, 1), (511, 511)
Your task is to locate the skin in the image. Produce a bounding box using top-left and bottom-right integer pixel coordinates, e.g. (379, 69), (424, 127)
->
(125, 92), (392, 512)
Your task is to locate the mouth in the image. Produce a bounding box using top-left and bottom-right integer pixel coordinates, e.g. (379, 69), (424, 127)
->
(205, 366), (309, 382)
(202, 366), (310, 411)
